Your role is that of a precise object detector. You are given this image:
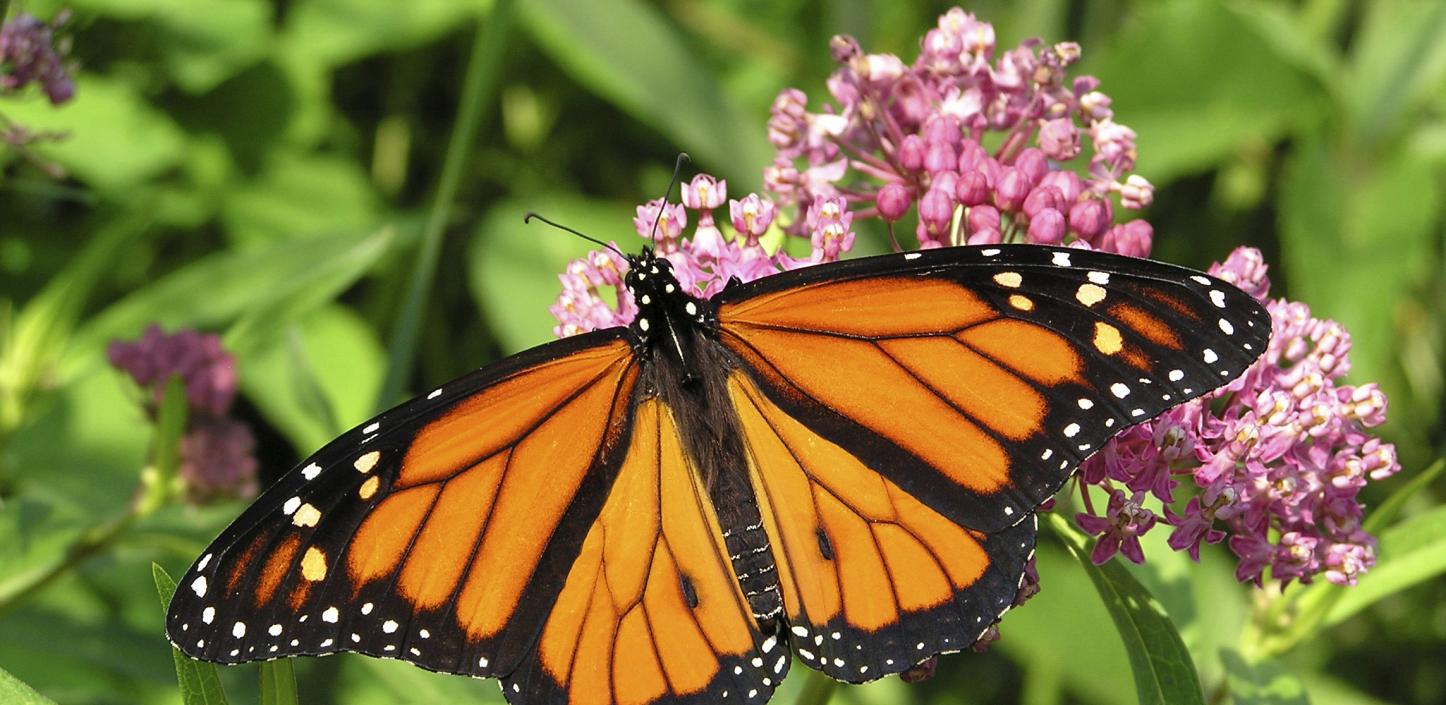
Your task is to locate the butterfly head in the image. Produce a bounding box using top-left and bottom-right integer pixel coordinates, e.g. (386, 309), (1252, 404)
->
(623, 248), (711, 349)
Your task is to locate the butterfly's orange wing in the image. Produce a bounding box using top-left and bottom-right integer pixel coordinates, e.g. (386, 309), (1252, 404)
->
(714, 245), (1269, 680)
(502, 398), (787, 705)
(166, 331), (640, 677)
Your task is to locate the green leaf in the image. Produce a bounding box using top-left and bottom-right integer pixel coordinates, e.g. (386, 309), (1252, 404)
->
(68, 227), (397, 375)
(220, 150), (383, 248)
(1047, 513), (1205, 705)
(997, 542), (1134, 705)
(1219, 649), (1309, 705)
(468, 194), (636, 353)
(280, 0), (486, 67)
(0, 76), (188, 193)
(242, 306), (385, 452)
(1346, 0), (1446, 147)
(259, 659), (298, 705)
(1327, 502), (1446, 624)
(153, 564), (231, 705)
(0, 665), (59, 705)
(520, 0), (771, 188)
(1085, 0), (1322, 182)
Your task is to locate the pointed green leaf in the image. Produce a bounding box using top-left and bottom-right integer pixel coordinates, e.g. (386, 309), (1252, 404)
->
(260, 659), (299, 705)
(1047, 513), (1205, 705)
(0, 665), (59, 705)
(153, 563), (231, 705)
(520, 0), (770, 188)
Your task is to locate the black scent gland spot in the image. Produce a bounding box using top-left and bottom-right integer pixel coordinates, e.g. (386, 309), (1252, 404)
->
(816, 529), (834, 560)
(680, 574), (699, 609)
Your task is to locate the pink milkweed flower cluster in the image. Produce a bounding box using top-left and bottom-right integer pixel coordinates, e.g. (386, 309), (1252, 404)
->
(550, 174), (857, 336)
(108, 325), (258, 501)
(764, 8), (1154, 255)
(0, 11), (75, 105)
(547, 6), (1400, 593)
(1077, 248), (1399, 586)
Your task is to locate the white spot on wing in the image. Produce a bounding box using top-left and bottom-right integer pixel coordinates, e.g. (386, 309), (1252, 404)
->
(322, 606), (339, 623)
(1064, 423), (1080, 437)
(1111, 383), (1130, 398)
(1052, 252), (1072, 267)
(1210, 290), (1226, 308)
(202, 606), (214, 624)
(197, 553), (212, 571)
(363, 421), (380, 435)
(1203, 348), (1219, 364)
(427, 388), (442, 400)
(1168, 369), (1184, 382)
(383, 620), (398, 634)
(1088, 271), (1110, 284)
(1219, 319), (1234, 335)
(301, 463), (321, 480)
(191, 576), (207, 597)
(904, 252), (922, 260)
(283, 496), (301, 515)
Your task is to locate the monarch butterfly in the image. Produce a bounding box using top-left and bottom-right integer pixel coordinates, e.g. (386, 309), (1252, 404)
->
(166, 240), (1269, 705)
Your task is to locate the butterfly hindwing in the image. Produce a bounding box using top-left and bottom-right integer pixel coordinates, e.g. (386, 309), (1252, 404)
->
(503, 397), (787, 705)
(165, 331), (640, 676)
(728, 371), (1035, 681)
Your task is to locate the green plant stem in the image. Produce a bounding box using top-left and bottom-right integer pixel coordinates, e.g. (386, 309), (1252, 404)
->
(375, 0), (515, 412)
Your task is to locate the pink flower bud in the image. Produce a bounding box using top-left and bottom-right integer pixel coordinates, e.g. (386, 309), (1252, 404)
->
(1069, 197), (1112, 241)
(919, 186), (956, 232)
(1119, 174), (1154, 209)
(876, 182), (912, 221)
(1027, 208), (1066, 244)
(1022, 186), (1065, 219)
(931, 171), (959, 199)
(924, 141), (957, 174)
(955, 170), (991, 206)
(1014, 148), (1048, 185)
(923, 115), (961, 146)
(898, 134), (926, 171)
(957, 139), (989, 172)
(967, 204), (1000, 235)
(967, 228), (1001, 245)
(829, 34), (861, 64)
(993, 167), (1030, 212)
(1101, 219), (1152, 257)
(1039, 118), (1081, 160)
(1039, 169), (1082, 203)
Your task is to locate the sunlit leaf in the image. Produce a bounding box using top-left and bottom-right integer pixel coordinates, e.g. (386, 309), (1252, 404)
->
(468, 194), (636, 353)
(0, 665), (59, 705)
(1048, 513), (1204, 705)
(1220, 649), (1308, 705)
(153, 564), (231, 705)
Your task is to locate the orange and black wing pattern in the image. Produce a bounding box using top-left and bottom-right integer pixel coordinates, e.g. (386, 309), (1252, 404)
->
(715, 244), (1269, 680)
(165, 330), (639, 678)
(502, 398), (787, 705)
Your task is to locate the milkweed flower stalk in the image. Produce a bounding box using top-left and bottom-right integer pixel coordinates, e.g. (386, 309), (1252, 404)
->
(1077, 248), (1400, 586)
(763, 7), (1154, 255)
(108, 325), (258, 501)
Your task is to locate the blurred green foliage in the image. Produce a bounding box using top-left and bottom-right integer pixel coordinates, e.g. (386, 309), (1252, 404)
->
(1, 1), (1443, 704)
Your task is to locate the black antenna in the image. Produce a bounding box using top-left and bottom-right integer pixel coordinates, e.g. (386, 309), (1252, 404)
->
(523, 212), (626, 258)
(648, 152), (691, 246)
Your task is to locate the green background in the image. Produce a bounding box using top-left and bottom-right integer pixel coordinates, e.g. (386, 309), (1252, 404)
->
(2, 1), (1443, 704)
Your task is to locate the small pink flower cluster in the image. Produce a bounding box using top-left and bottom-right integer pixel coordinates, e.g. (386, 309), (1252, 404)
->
(0, 11), (75, 105)
(550, 175), (857, 336)
(108, 325), (258, 501)
(764, 8), (1153, 253)
(1077, 248), (1399, 586)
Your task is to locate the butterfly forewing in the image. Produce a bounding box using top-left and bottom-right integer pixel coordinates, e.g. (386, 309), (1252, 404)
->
(166, 331), (639, 676)
(716, 245), (1270, 535)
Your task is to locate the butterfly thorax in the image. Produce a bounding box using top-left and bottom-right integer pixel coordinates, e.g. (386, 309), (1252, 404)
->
(625, 249), (784, 624)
